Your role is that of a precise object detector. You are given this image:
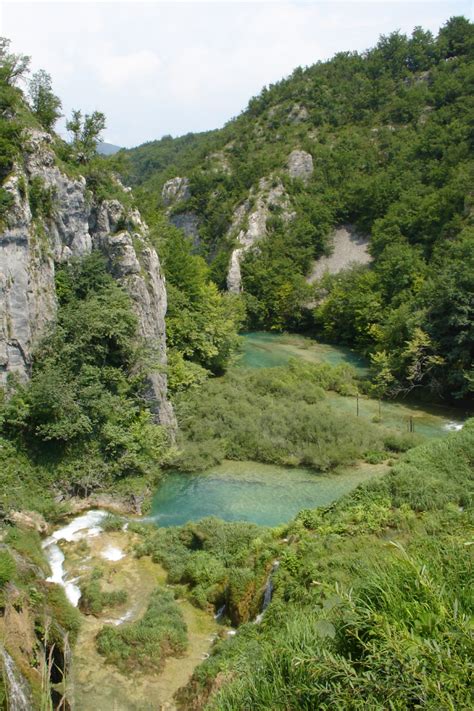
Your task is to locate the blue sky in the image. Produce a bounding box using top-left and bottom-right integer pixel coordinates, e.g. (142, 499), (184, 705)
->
(2, 1), (472, 147)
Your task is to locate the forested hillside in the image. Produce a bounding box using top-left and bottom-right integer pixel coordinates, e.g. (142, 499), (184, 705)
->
(123, 17), (474, 401)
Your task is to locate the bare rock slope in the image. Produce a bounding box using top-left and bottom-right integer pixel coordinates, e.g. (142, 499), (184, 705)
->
(308, 225), (372, 283)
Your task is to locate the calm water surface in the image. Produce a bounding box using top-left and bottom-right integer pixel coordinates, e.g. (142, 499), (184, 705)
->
(151, 332), (467, 527)
(151, 460), (385, 527)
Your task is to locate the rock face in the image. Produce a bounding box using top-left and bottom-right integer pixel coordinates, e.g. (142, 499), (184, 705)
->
(161, 176), (200, 247)
(288, 149), (313, 182)
(307, 224), (372, 283)
(161, 176), (191, 206)
(0, 129), (175, 428)
(226, 177), (294, 293)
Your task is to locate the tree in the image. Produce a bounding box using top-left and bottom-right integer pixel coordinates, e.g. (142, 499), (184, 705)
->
(0, 37), (29, 86)
(28, 70), (62, 130)
(66, 109), (106, 163)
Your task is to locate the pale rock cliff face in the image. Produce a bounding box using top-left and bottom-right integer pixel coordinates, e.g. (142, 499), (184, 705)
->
(0, 129), (175, 428)
(161, 176), (191, 206)
(287, 149), (314, 182)
(161, 176), (200, 247)
(307, 224), (372, 283)
(226, 177), (294, 293)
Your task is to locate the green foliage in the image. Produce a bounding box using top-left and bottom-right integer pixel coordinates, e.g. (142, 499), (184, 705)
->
(0, 549), (16, 586)
(28, 69), (62, 131)
(101, 514), (124, 532)
(66, 109), (106, 164)
(0, 37), (29, 87)
(147, 216), (244, 390)
(177, 423), (474, 710)
(122, 17), (474, 400)
(96, 587), (187, 671)
(28, 175), (55, 219)
(171, 360), (406, 472)
(135, 517), (271, 624)
(1, 253), (169, 497)
(79, 568), (127, 615)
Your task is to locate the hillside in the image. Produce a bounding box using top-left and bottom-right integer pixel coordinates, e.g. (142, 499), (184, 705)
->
(122, 16), (474, 401)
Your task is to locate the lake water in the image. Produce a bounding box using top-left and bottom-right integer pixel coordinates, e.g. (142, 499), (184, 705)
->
(237, 331), (368, 373)
(151, 332), (467, 527)
(150, 460), (386, 528)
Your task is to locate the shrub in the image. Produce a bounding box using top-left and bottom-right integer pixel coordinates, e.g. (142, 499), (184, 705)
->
(96, 587), (187, 672)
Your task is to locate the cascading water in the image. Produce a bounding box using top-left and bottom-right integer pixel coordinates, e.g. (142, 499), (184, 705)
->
(254, 560), (279, 624)
(42, 510), (106, 607)
(1, 647), (32, 711)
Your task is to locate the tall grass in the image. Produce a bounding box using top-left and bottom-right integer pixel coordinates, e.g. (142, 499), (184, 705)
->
(177, 422), (474, 710)
(172, 361), (412, 471)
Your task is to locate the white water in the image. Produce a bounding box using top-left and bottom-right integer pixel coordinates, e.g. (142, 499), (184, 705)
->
(42, 510), (107, 606)
(101, 545), (125, 561)
(254, 560), (279, 624)
(1, 648), (32, 711)
(443, 421), (464, 432)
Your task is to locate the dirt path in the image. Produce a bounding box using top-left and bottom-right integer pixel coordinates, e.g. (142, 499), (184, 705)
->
(66, 530), (218, 711)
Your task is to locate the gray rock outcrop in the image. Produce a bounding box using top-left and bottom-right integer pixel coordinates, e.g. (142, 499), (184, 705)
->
(161, 176), (200, 247)
(288, 149), (313, 182)
(0, 129), (175, 428)
(226, 177), (294, 293)
(307, 225), (372, 283)
(161, 176), (191, 206)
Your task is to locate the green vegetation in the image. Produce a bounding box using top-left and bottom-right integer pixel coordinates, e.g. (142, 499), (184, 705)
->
(134, 517), (272, 624)
(96, 586), (187, 672)
(79, 568), (128, 615)
(175, 422), (474, 710)
(28, 69), (62, 131)
(147, 214), (244, 393)
(123, 17), (474, 400)
(0, 253), (169, 506)
(171, 360), (418, 471)
(0, 523), (81, 707)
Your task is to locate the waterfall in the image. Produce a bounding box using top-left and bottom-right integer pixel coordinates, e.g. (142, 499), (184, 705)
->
(1, 647), (32, 711)
(42, 510), (106, 607)
(254, 560), (279, 624)
(214, 604), (226, 621)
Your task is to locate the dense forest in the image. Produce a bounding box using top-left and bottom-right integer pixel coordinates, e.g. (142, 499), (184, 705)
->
(122, 16), (474, 402)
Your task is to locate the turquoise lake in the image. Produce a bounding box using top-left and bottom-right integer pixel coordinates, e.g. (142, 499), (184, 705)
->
(151, 333), (467, 527)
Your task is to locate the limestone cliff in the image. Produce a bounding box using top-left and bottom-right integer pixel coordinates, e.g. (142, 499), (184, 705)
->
(0, 129), (175, 427)
(226, 176), (294, 293)
(161, 176), (200, 247)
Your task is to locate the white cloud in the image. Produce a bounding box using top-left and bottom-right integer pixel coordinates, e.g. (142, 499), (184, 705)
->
(97, 48), (162, 88)
(2, 1), (472, 147)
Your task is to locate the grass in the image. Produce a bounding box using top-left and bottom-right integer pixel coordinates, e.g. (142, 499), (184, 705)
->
(171, 360), (418, 472)
(95, 586), (188, 672)
(175, 421), (474, 710)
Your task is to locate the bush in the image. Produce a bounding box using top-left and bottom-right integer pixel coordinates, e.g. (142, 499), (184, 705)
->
(0, 550), (16, 586)
(96, 587), (187, 671)
(80, 568), (128, 615)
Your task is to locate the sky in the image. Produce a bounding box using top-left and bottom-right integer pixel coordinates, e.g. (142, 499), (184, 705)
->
(1, 1), (472, 148)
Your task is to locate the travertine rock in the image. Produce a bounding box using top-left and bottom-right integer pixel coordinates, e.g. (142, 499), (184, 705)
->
(161, 176), (191, 206)
(226, 177), (294, 293)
